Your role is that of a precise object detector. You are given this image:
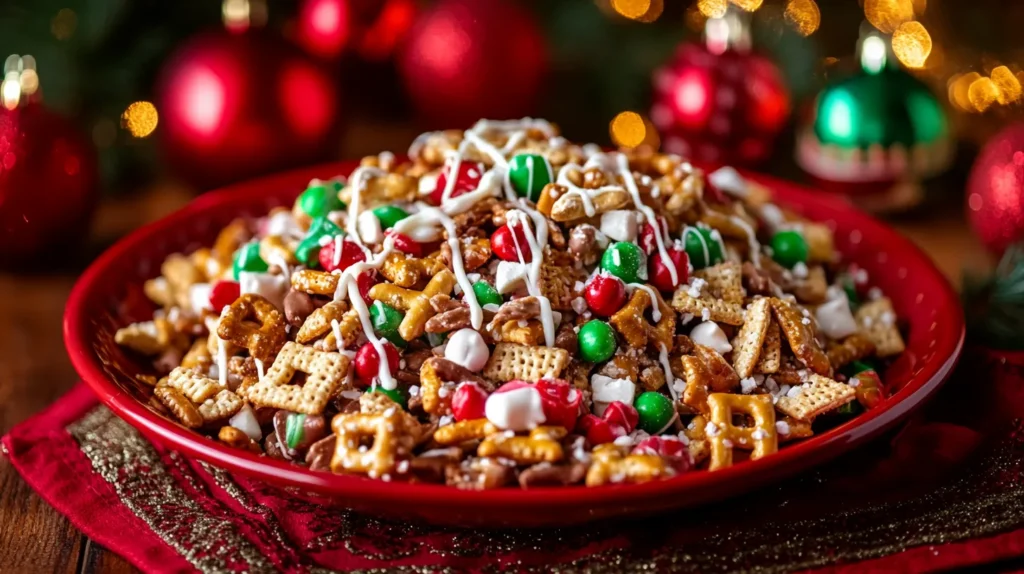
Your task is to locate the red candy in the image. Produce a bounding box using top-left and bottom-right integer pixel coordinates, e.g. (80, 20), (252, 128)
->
(535, 378), (582, 431)
(451, 382), (489, 421)
(578, 414), (618, 446)
(357, 271), (377, 305)
(639, 216), (669, 255)
(353, 341), (400, 385)
(703, 180), (730, 205)
(602, 401), (639, 434)
(648, 247), (689, 293)
(208, 280), (240, 313)
(431, 159), (484, 204)
(318, 238), (366, 272)
(491, 223), (533, 263)
(386, 231), (423, 257)
(846, 263), (871, 297)
(633, 436), (692, 472)
(584, 273), (627, 317)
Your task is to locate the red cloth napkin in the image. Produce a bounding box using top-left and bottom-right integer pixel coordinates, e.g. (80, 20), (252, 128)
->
(7, 349), (1024, 573)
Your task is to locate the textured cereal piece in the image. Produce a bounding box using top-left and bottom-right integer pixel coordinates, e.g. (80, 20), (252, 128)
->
(245, 341), (349, 415)
(755, 320), (781, 374)
(856, 297), (905, 357)
(585, 444), (674, 486)
(478, 427), (566, 465)
(433, 419), (497, 446)
(161, 253), (204, 308)
(827, 333), (877, 370)
(314, 308), (362, 352)
(115, 318), (177, 356)
(290, 269), (339, 296)
(296, 301), (348, 344)
(707, 393), (777, 471)
(680, 355), (710, 415)
(197, 389), (243, 422)
(776, 416), (814, 443)
(144, 277), (174, 307)
(731, 298), (772, 378)
(495, 320), (545, 346)
(369, 270), (456, 341)
(483, 343), (570, 383)
(694, 262), (744, 304)
(180, 339), (212, 370)
(801, 222), (835, 263)
(540, 262), (587, 311)
(154, 385), (204, 429)
(694, 344), (740, 393)
(330, 411), (414, 479)
(166, 366), (223, 403)
(791, 266), (828, 304)
(671, 288), (744, 326)
(689, 438), (710, 465)
(775, 374), (855, 422)
(549, 187), (630, 222)
(769, 297), (831, 375)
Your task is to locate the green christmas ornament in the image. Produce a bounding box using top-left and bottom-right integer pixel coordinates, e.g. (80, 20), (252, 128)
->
(372, 205), (410, 230)
(298, 180), (345, 219)
(600, 242), (647, 283)
(295, 216), (344, 267)
(578, 320), (617, 363)
(634, 391), (675, 433)
(682, 226), (723, 269)
(232, 241), (268, 279)
(366, 386), (409, 409)
(507, 153), (553, 202)
(471, 281), (503, 307)
(770, 230), (809, 269)
(370, 300), (406, 347)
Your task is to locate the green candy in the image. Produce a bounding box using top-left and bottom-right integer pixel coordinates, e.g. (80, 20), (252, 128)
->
(472, 281), (503, 306)
(232, 241), (268, 280)
(682, 226), (724, 270)
(372, 205), (410, 230)
(370, 300), (406, 347)
(842, 277), (860, 308)
(843, 360), (876, 377)
(295, 216), (344, 267)
(600, 242), (648, 284)
(365, 387), (408, 409)
(835, 400), (863, 417)
(284, 413), (307, 450)
(634, 391), (675, 433)
(298, 180), (345, 218)
(770, 230), (809, 269)
(507, 153), (553, 202)
(578, 320), (617, 363)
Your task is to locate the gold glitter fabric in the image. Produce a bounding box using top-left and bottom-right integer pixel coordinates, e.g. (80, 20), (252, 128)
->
(7, 354), (1024, 573)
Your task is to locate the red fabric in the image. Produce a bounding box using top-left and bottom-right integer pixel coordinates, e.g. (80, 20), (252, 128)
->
(6, 349), (1024, 573)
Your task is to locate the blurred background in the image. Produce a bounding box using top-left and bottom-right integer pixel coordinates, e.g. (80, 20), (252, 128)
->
(0, 0), (1022, 275)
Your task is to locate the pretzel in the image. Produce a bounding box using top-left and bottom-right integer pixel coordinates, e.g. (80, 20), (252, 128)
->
(680, 355), (710, 415)
(154, 385), (204, 428)
(442, 237), (491, 272)
(211, 218), (252, 267)
(826, 333), (876, 370)
(693, 262), (745, 304)
(314, 308), (363, 352)
(769, 297), (831, 375)
(420, 357), (490, 416)
(290, 269), (339, 296)
(218, 426), (261, 453)
(683, 415), (711, 465)
(549, 186), (630, 222)
(245, 341), (349, 415)
(433, 418), (498, 446)
(495, 320), (546, 345)
(731, 297), (772, 378)
(379, 252), (430, 288)
(478, 426), (566, 465)
(217, 294), (288, 363)
(775, 374), (855, 421)
(706, 393), (778, 471)
(855, 297), (905, 357)
(296, 301), (348, 343)
(585, 444), (674, 486)
(609, 287), (675, 351)
(360, 392), (428, 443)
(483, 343), (570, 382)
(368, 269), (456, 341)
(330, 410), (415, 479)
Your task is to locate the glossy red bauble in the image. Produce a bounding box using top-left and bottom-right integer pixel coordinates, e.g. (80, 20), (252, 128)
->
(584, 274), (627, 317)
(296, 0), (416, 61)
(430, 159), (484, 205)
(967, 123), (1024, 254)
(491, 223), (533, 263)
(353, 341), (400, 384)
(602, 401), (639, 434)
(451, 381), (488, 421)
(318, 238), (366, 272)
(209, 280), (241, 312)
(648, 248), (689, 293)
(386, 231), (422, 257)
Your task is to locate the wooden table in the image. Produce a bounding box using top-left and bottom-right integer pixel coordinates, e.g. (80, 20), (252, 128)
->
(0, 177), (989, 572)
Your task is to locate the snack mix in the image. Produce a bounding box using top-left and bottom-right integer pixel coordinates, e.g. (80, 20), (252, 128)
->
(116, 118), (905, 489)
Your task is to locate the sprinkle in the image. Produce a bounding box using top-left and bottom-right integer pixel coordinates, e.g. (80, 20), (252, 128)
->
(701, 308), (711, 322)
(868, 287), (883, 300)
(801, 317), (811, 325)
(776, 421), (791, 435)
(397, 460), (410, 473)
(786, 385), (804, 398)
(409, 385), (420, 396)
(721, 439), (734, 448)
(751, 429), (768, 440)
(704, 421), (721, 437)
(848, 377), (861, 388)
(792, 262), (809, 278)
(571, 297), (588, 314)
(740, 377), (758, 394)
(687, 277), (707, 298)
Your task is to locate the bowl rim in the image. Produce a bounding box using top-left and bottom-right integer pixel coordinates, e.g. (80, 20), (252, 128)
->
(64, 161), (965, 510)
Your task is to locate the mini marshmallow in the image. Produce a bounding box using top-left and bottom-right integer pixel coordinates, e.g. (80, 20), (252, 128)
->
(444, 328), (490, 371)
(590, 374), (636, 416)
(495, 261), (531, 294)
(357, 210), (384, 243)
(689, 321), (733, 354)
(485, 386), (546, 431)
(228, 404), (262, 441)
(815, 296), (859, 340)
(264, 210), (304, 240)
(759, 204), (785, 231)
(600, 210), (639, 242)
(239, 271), (288, 311)
(708, 166), (748, 197)
(188, 283), (212, 314)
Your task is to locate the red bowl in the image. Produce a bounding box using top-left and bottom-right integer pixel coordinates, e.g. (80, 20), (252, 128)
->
(64, 161), (964, 527)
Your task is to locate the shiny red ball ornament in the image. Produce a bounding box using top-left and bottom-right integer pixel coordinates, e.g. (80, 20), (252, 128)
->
(386, 231), (422, 257)
(584, 274), (627, 317)
(318, 238), (366, 272)
(430, 158), (484, 205)
(967, 124), (1024, 254)
(648, 248), (689, 293)
(209, 280), (241, 312)
(451, 381), (488, 421)
(157, 30), (340, 189)
(602, 401), (639, 435)
(535, 378), (582, 431)
(651, 42), (789, 166)
(0, 102), (98, 266)
(353, 341), (400, 384)
(639, 217), (669, 255)
(399, 0), (547, 128)
(296, 0), (416, 61)
(491, 223), (533, 263)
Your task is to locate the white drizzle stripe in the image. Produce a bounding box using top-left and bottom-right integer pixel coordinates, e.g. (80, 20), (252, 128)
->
(216, 306), (230, 388)
(344, 166), (386, 257)
(614, 153), (678, 287)
(659, 344), (678, 402)
(254, 358), (265, 382)
(555, 163), (621, 217)
(729, 215), (762, 268)
(627, 283), (662, 323)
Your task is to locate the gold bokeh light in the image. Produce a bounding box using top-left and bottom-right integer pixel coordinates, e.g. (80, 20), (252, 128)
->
(122, 101), (159, 138)
(784, 0), (820, 37)
(610, 112), (648, 148)
(991, 66), (1022, 105)
(697, 0), (728, 19)
(968, 77), (999, 113)
(730, 0), (764, 12)
(863, 0), (914, 34)
(610, 0), (663, 22)
(891, 21), (931, 69)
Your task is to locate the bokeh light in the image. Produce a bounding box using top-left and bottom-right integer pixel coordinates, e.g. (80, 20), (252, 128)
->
(968, 77), (999, 113)
(697, 0), (728, 19)
(296, 0), (351, 59)
(863, 0), (915, 34)
(991, 66), (1022, 105)
(121, 101), (159, 138)
(784, 0), (820, 37)
(892, 21), (931, 69)
(949, 72), (980, 111)
(610, 111), (647, 148)
(730, 0), (764, 12)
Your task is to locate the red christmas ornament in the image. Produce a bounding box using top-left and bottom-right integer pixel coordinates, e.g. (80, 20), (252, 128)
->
(318, 238), (366, 272)
(451, 381), (488, 421)
(650, 12), (789, 166)
(491, 223), (533, 263)
(296, 0), (416, 61)
(648, 248), (689, 293)
(157, 30), (340, 189)
(0, 102), (98, 266)
(584, 274), (627, 317)
(353, 341), (400, 384)
(967, 124), (1024, 254)
(398, 0), (547, 128)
